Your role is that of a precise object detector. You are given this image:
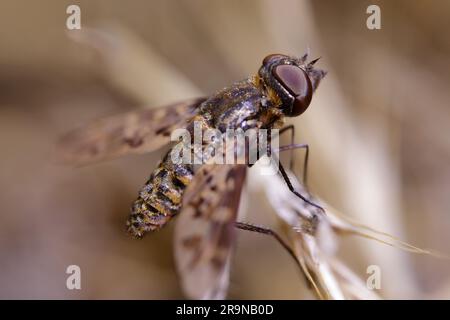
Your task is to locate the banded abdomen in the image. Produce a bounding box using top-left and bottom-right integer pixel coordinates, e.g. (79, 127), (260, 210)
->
(127, 151), (194, 238)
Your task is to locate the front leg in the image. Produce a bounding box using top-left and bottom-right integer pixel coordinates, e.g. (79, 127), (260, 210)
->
(278, 125), (310, 187)
(270, 148), (325, 214)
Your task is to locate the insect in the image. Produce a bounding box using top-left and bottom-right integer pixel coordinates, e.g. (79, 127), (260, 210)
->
(57, 53), (326, 299)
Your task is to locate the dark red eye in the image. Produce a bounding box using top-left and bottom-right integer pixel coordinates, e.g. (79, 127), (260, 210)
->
(272, 64), (313, 116)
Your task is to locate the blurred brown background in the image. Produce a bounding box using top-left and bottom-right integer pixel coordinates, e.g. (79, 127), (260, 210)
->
(1, 0), (449, 299)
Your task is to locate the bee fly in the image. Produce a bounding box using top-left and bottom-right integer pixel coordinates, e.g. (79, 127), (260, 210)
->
(58, 53), (326, 299)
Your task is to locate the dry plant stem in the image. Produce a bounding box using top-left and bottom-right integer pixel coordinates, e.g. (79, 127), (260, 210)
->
(327, 206), (449, 259)
(289, 229), (344, 300)
(251, 167), (416, 300)
(329, 257), (381, 300)
(234, 221), (325, 299)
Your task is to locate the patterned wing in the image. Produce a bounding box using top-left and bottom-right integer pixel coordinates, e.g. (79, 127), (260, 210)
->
(174, 164), (246, 300)
(56, 97), (206, 165)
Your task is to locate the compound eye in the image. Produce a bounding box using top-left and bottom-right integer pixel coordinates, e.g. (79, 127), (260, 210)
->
(272, 64), (313, 116)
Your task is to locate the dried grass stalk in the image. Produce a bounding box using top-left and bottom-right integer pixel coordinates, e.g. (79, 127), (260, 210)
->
(251, 163), (444, 299)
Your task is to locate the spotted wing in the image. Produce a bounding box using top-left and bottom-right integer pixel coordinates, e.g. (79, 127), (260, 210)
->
(56, 98), (206, 165)
(174, 164), (246, 300)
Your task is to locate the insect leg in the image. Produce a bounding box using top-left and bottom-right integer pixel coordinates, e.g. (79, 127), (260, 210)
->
(278, 126), (310, 187)
(279, 125), (295, 170)
(273, 152), (325, 214)
(267, 133), (321, 212)
(277, 143), (310, 188)
(235, 221), (301, 270)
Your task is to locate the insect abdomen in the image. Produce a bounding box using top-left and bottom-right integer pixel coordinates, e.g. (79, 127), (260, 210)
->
(127, 151), (194, 238)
